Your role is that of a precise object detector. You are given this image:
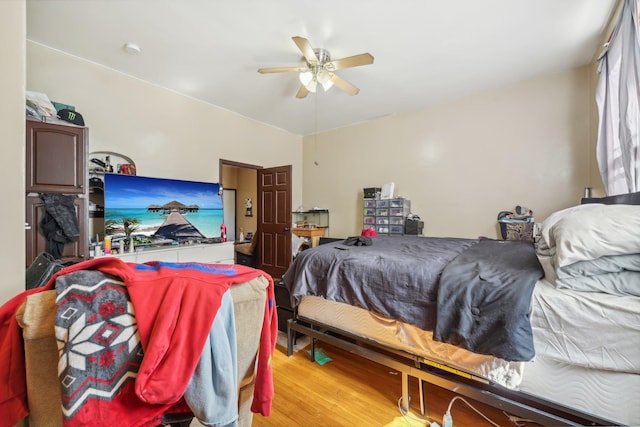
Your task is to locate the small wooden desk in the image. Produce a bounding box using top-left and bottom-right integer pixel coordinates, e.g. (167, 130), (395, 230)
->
(292, 227), (326, 248)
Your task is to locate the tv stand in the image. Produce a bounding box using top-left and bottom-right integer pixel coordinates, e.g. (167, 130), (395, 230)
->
(111, 241), (234, 264)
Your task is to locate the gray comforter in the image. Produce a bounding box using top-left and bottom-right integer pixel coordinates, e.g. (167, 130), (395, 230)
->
(434, 238), (543, 360)
(282, 236), (543, 361)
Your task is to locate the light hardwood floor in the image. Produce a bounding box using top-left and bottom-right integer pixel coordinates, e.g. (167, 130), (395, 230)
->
(252, 340), (539, 427)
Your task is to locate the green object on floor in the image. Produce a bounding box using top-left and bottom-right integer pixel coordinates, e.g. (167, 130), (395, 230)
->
(308, 348), (332, 365)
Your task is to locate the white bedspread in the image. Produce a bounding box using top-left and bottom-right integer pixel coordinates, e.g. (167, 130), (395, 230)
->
(530, 279), (640, 373)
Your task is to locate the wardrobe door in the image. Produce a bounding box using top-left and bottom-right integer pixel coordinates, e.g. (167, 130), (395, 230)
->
(26, 195), (87, 267)
(26, 121), (87, 194)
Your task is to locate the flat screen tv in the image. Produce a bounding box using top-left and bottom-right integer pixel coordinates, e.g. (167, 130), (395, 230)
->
(103, 174), (223, 249)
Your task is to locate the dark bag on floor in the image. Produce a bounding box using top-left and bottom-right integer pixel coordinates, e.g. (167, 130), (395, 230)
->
(25, 252), (66, 290)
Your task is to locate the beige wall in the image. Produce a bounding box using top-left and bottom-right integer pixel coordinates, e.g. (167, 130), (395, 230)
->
(26, 41), (303, 202)
(303, 66), (597, 239)
(0, 1), (26, 305)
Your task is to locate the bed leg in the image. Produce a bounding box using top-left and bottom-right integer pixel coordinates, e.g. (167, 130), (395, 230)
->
(401, 372), (410, 412)
(310, 336), (316, 362)
(286, 321), (294, 357)
(419, 379), (424, 416)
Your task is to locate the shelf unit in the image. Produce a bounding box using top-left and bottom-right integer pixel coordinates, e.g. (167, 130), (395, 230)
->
(363, 198), (411, 235)
(88, 151), (136, 241)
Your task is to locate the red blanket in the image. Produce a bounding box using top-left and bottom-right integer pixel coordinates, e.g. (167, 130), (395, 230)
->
(0, 257), (276, 427)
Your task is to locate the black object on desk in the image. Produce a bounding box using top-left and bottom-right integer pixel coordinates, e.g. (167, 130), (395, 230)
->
(405, 219), (424, 235)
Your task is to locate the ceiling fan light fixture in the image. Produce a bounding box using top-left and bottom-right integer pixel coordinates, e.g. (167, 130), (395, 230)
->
(316, 69), (330, 84)
(306, 79), (317, 93)
(258, 36), (373, 99)
(317, 69), (334, 91)
(299, 70), (314, 86)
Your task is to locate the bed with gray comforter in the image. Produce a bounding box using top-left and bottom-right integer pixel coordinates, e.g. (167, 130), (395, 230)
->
(283, 235), (544, 361)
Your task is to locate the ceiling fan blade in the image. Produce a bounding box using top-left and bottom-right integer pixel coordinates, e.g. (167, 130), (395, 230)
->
(292, 36), (318, 64)
(330, 53), (374, 70)
(258, 66), (306, 74)
(296, 85), (310, 99)
(330, 74), (359, 96)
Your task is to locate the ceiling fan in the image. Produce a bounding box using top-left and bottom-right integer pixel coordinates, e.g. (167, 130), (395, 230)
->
(258, 36), (374, 99)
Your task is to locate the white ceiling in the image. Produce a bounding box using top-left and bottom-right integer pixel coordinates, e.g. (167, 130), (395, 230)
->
(26, 0), (618, 136)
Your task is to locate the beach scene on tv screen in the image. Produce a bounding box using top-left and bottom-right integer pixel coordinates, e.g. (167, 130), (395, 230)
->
(104, 174), (223, 249)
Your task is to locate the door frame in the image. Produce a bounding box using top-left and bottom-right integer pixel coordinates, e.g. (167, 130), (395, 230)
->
(219, 159), (262, 240)
(219, 159), (293, 279)
(222, 188), (237, 241)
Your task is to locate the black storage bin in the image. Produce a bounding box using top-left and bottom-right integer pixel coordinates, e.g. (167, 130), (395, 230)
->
(274, 280), (304, 337)
(277, 307), (294, 333)
(404, 220), (424, 235)
(235, 251), (256, 268)
(274, 280), (292, 309)
(363, 187), (381, 198)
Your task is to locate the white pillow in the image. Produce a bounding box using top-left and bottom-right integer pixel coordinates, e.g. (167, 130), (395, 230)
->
(536, 204), (603, 254)
(547, 204), (640, 267)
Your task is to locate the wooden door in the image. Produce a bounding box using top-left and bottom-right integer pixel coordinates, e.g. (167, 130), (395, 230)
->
(26, 195), (88, 267)
(257, 165), (292, 279)
(26, 120), (87, 194)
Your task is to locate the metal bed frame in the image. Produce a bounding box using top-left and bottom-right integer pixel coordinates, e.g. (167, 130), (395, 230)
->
(287, 315), (620, 427)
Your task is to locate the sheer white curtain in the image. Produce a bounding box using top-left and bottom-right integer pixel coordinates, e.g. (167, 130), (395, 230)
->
(596, 0), (640, 195)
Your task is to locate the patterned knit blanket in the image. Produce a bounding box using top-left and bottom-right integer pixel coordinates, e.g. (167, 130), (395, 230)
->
(55, 269), (188, 427)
